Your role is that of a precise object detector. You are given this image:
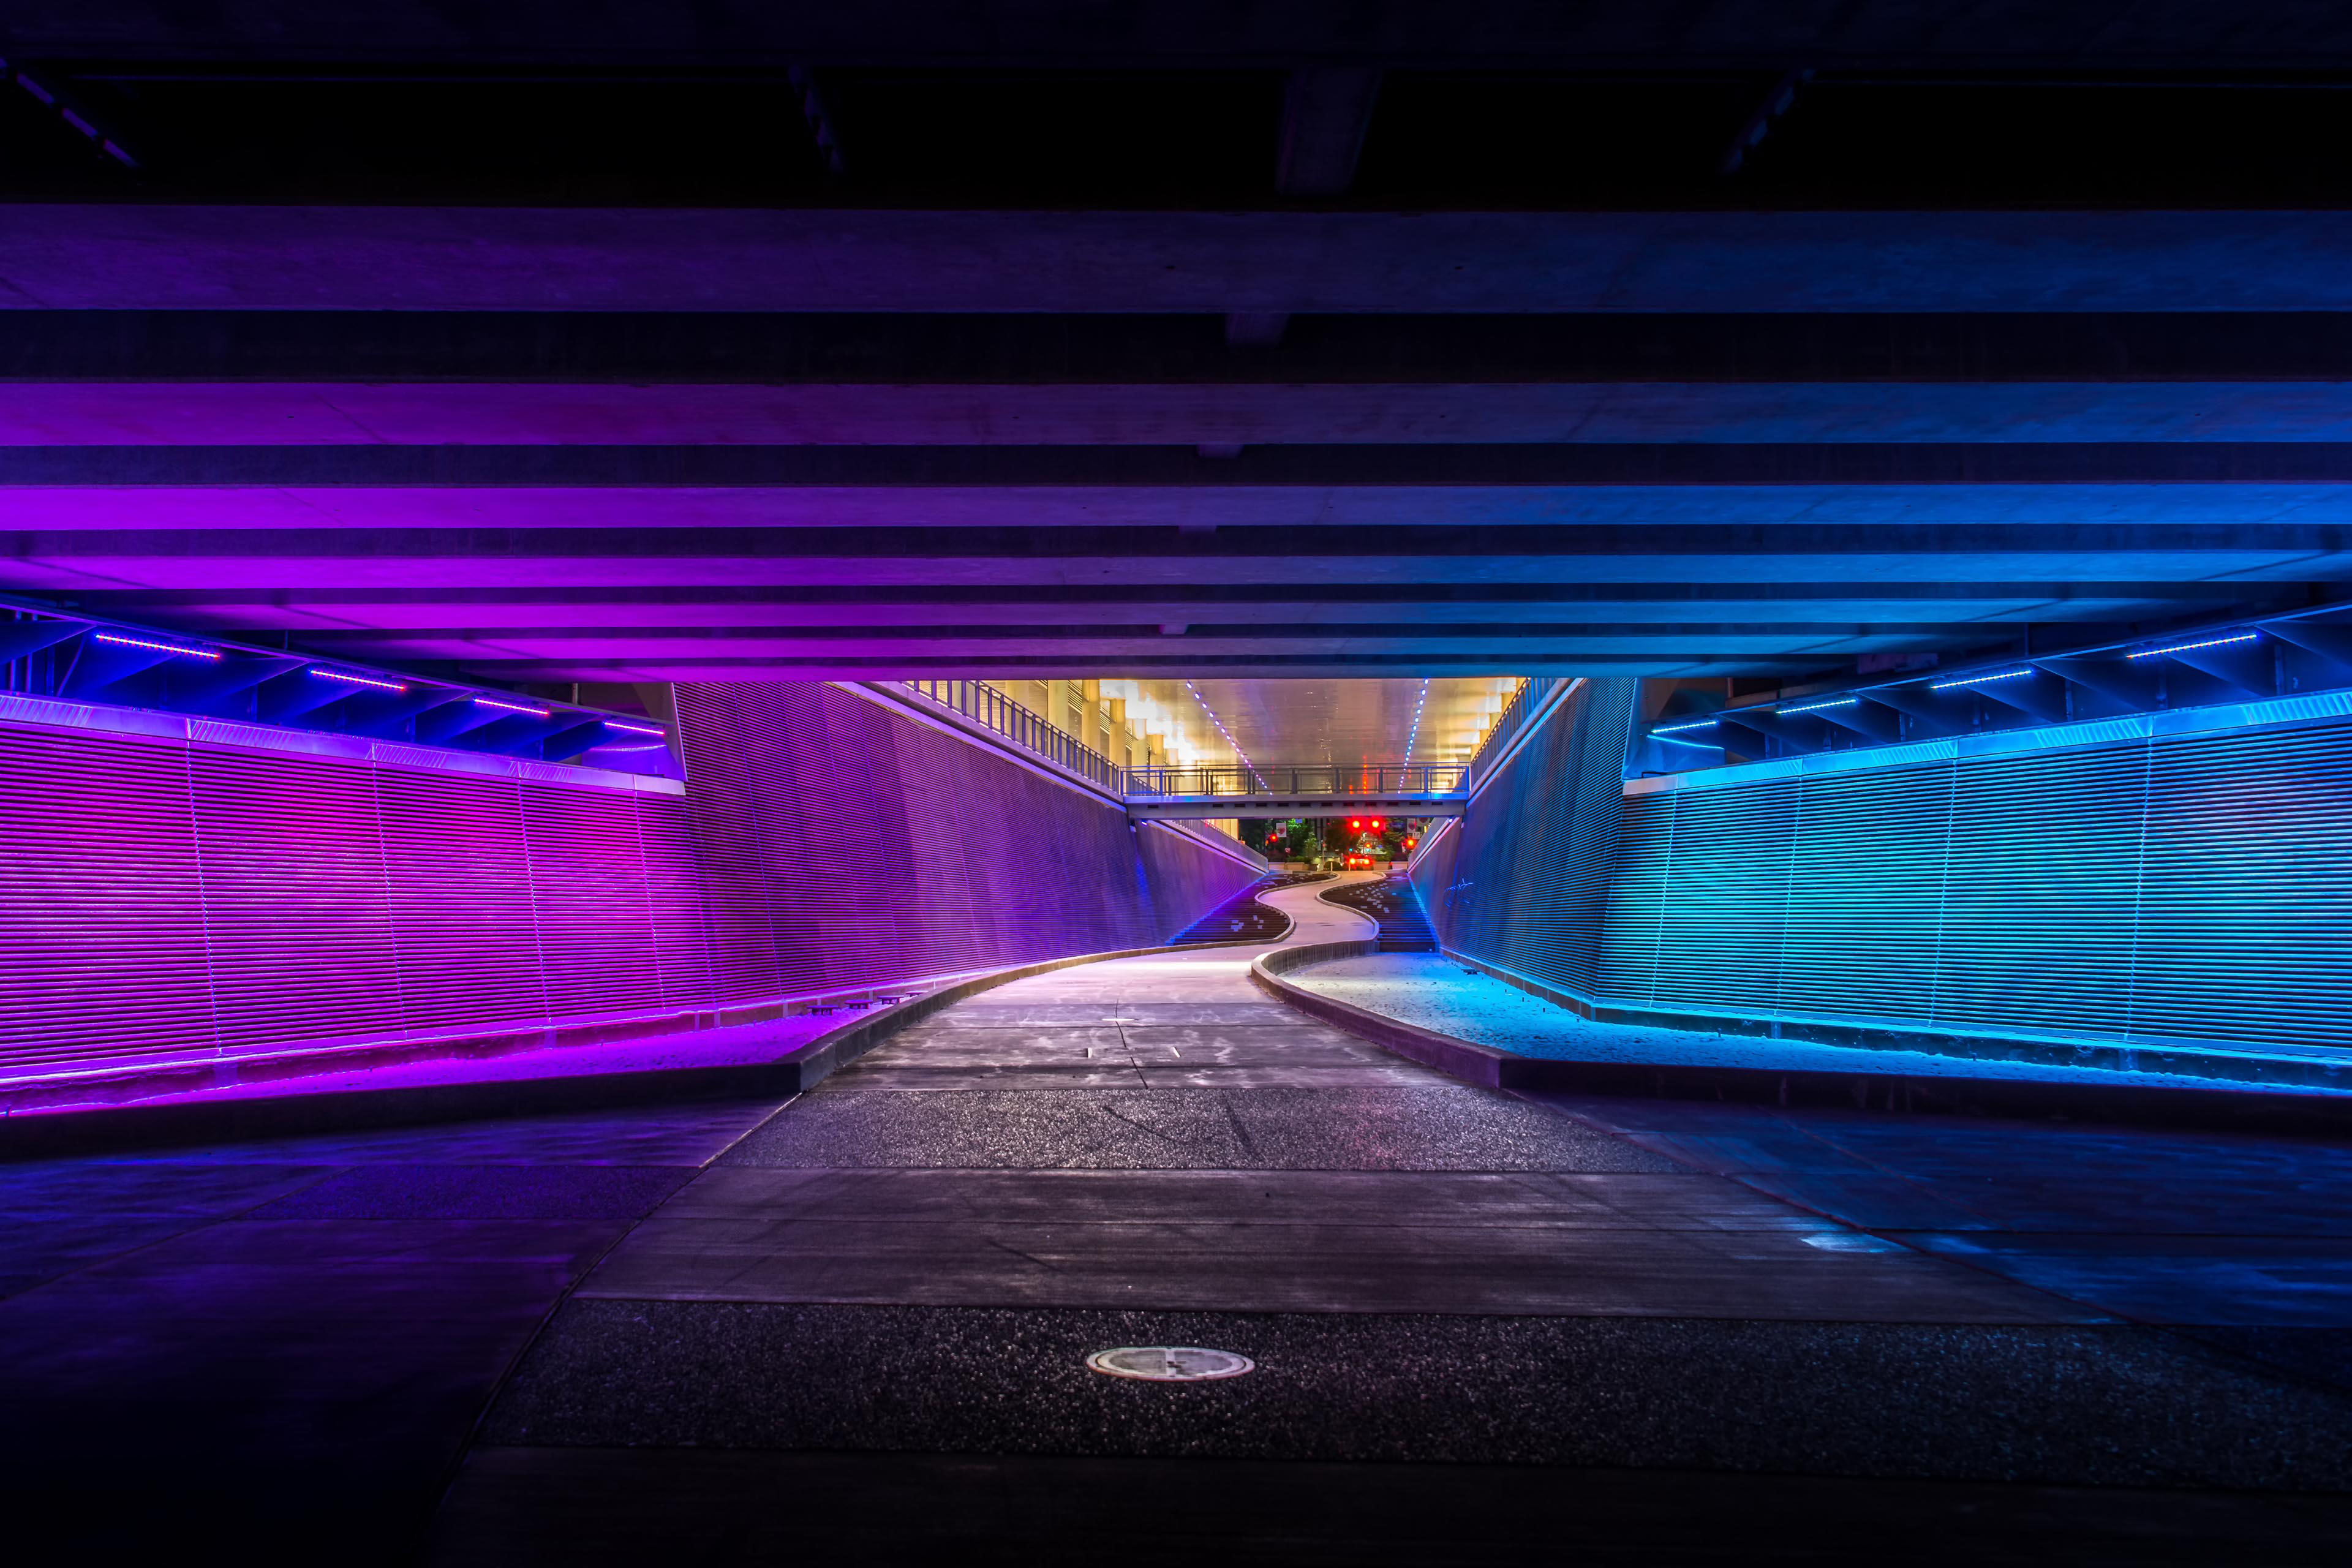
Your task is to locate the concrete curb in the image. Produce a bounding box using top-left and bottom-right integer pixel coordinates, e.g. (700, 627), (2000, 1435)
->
(1251, 943), (2352, 1138)
(1251, 939), (1548, 1090)
(0, 937), (1259, 1160)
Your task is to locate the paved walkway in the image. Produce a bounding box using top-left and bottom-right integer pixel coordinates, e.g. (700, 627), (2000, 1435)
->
(431, 876), (2352, 1563)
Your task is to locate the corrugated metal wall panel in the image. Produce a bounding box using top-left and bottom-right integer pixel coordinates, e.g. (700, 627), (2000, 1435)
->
(1605, 713), (2352, 1056)
(2128, 725), (2352, 1051)
(1405, 816), (1463, 969)
(1597, 794), (1672, 1007)
(1774, 766), (1951, 1023)
(1932, 748), (2146, 1039)
(1651, 778), (1798, 1017)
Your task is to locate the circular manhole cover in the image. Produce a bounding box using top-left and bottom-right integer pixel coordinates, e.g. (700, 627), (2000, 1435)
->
(1085, 1346), (1255, 1382)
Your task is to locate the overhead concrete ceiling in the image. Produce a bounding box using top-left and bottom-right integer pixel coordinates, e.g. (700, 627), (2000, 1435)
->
(1, 18), (2348, 696)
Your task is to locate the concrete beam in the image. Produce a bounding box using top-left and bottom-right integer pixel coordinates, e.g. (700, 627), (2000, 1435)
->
(15, 2), (2352, 69)
(411, 658), (1803, 680)
(157, 595), (2190, 631)
(8, 480), (2352, 532)
(12, 382), (2352, 445)
(211, 630), (1977, 660)
(12, 208), (2352, 312)
(9, 311), (2350, 382)
(3, 537), (2340, 589)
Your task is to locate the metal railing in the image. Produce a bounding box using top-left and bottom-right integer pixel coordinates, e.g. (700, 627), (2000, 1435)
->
(899, 679), (1125, 790)
(895, 681), (1476, 802)
(1125, 764), (1467, 798)
(1466, 677), (1563, 787)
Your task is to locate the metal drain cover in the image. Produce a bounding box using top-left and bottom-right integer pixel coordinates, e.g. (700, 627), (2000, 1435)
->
(1086, 1346), (1255, 1382)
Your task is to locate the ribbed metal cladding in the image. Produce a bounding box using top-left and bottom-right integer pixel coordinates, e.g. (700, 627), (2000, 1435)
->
(0, 681), (1261, 1081)
(671, 684), (1259, 1001)
(1602, 715), (2352, 1055)
(0, 716), (701, 1075)
(1411, 679), (1640, 1000)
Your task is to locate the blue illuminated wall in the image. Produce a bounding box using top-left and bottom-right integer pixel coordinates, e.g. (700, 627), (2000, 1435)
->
(1604, 708), (2352, 1057)
(1420, 682), (2352, 1060)
(1411, 678), (1640, 1000)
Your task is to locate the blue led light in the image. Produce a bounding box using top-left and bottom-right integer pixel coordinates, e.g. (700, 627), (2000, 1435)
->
(1182, 680), (1268, 790)
(2127, 631), (2260, 660)
(1780, 697), (1858, 715)
(1931, 669), (2035, 690)
(1401, 676), (1431, 766)
(1653, 718), (1719, 734)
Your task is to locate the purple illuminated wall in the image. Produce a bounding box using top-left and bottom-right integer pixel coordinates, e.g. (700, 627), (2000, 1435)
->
(0, 718), (704, 1075)
(672, 683), (1261, 1001)
(1, 683), (1256, 1079)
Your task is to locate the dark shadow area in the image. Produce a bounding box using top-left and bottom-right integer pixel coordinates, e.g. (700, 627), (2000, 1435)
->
(1171, 872), (1328, 944)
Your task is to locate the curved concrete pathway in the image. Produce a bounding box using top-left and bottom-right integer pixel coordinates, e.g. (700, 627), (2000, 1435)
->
(431, 875), (2352, 1560)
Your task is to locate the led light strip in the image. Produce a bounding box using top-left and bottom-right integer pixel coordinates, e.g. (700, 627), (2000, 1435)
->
(1183, 680), (1267, 790)
(93, 630), (219, 661)
(1931, 668), (2034, 690)
(309, 667), (408, 693)
(472, 695), (549, 717)
(1400, 677), (1431, 766)
(603, 718), (668, 737)
(2127, 631), (2260, 660)
(1780, 696), (1858, 715)
(1653, 717), (1719, 735)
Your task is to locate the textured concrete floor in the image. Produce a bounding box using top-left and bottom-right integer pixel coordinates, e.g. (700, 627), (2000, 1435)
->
(434, 879), (2352, 1562)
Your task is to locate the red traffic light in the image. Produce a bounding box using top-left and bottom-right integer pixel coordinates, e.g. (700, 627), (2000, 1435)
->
(1371, 818), (1384, 829)
(1348, 818), (1360, 829)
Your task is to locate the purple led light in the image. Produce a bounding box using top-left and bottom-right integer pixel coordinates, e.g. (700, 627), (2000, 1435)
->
(472, 695), (549, 717)
(309, 667), (407, 693)
(603, 718), (668, 737)
(93, 631), (219, 661)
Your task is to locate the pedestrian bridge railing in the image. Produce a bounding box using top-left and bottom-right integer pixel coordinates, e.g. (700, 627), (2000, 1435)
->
(1121, 764), (1468, 820)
